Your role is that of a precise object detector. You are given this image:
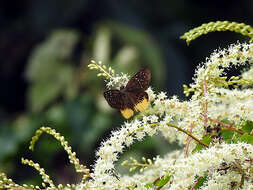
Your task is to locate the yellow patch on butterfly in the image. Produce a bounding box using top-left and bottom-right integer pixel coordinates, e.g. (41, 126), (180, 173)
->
(120, 108), (134, 119)
(134, 97), (149, 112)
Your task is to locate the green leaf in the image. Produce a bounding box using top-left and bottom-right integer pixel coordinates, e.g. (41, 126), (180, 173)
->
(28, 65), (74, 112)
(28, 80), (63, 112)
(144, 183), (153, 188)
(238, 133), (253, 144)
(221, 129), (235, 143)
(155, 175), (171, 187)
(26, 30), (79, 112)
(195, 176), (208, 189)
(13, 114), (34, 141)
(241, 121), (253, 134)
(81, 112), (112, 151)
(221, 119), (230, 124)
(145, 176), (171, 189)
(0, 126), (18, 161)
(26, 30), (79, 82)
(45, 104), (66, 126)
(93, 26), (111, 62)
(192, 135), (211, 153)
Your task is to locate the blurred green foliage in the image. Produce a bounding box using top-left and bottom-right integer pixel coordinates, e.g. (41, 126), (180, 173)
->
(0, 22), (168, 184)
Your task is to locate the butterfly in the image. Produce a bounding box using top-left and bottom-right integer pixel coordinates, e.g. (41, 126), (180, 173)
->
(104, 68), (151, 119)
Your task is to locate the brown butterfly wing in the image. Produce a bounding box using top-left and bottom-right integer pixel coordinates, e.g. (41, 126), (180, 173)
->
(104, 90), (134, 119)
(125, 68), (151, 92)
(127, 91), (149, 112)
(104, 90), (125, 109)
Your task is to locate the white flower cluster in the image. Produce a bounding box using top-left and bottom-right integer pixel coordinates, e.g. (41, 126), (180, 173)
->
(195, 43), (253, 124)
(169, 143), (253, 190)
(80, 43), (253, 190)
(88, 60), (130, 90)
(106, 73), (129, 90)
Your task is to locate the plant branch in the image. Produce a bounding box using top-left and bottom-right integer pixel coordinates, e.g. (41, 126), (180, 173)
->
(184, 124), (194, 157)
(203, 79), (208, 130)
(204, 116), (244, 135)
(190, 176), (201, 190)
(166, 123), (208, 148)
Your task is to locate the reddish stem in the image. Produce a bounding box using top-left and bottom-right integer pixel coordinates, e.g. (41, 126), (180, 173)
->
(203, 79), (208, 130)
(245, 158), (253, 162)
(190, 176), (201, 190)
(184, 124), (194, 157)
(208, 117), (231, 128)
(204, 116), (244, 135)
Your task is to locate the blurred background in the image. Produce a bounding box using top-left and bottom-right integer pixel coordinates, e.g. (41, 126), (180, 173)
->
(0, 0), (252, 186)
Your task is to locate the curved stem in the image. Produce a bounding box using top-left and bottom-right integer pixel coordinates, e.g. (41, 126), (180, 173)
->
(203, 79), (208, 130)
(130, 122), (208, 148)
(204, 116), (244, 135)
(184, 124), (194, 157)
(190, 176), (201, 190)
(166, 123), (208, 148)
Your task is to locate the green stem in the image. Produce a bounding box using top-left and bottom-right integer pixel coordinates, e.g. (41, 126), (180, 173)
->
(129, 122), (208, 147)
(166, 123), (209, 148)
(180, 21), (253, 45)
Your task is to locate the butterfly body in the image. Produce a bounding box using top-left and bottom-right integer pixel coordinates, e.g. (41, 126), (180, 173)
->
(104, 68), (151, 119)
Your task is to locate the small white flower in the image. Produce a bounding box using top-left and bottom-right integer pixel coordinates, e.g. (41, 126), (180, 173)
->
(157, 91), (167, 100)
(150, 115), (159, 123)
(146, 87), (156, 102)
